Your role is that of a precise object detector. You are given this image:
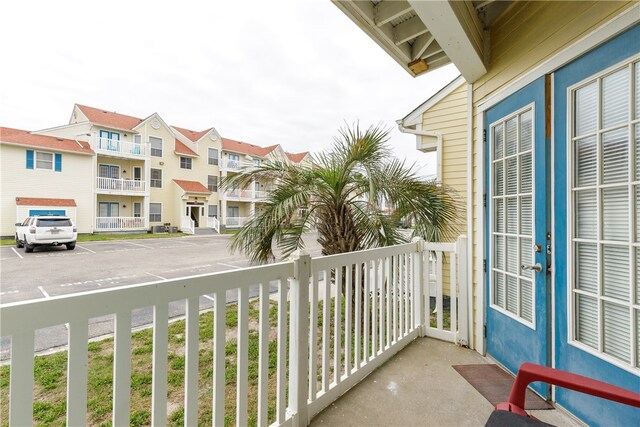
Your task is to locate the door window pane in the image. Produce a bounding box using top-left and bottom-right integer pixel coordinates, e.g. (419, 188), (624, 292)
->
(574, 82), (597, 136)
(602, 128), (628, 184)
(575, 136), (597, 187)
(602, 68), (629, 129)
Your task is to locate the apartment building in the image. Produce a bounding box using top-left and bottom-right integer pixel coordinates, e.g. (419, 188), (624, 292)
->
(0, 104), (310, 237)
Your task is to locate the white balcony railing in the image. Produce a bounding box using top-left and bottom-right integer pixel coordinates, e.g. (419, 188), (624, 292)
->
(220, 158), (255, 171)
(225, 216), (249, 227)
(223, 189), (270, 201)
(95, 137), (147, 158)
(95, 217), (145, 231)
(96, 177), (146, 193)
(0, 237), (468, 426)
(254, 190), (269, 199)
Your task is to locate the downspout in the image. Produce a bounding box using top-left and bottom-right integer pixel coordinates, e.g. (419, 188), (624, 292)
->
(466, 82), (474, 350)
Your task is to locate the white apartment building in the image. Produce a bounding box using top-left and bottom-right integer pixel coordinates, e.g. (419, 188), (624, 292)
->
(0, 104), (311, 237)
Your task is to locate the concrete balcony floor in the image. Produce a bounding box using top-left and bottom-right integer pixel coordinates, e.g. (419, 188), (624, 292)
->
(310, 338), (581, 427)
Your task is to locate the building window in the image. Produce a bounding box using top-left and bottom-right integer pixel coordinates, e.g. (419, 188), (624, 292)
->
(253, 159), (261, 166)
(208, 205), (218, 218)
(26, 150), (61, 171)
(180, 157), (192, 169)
(228, 153), (240, 169)
(208, 175), (218, 192)
(208, 148), (219, 165)
(150, 168), (162, 188)
(150, 136), (162, 157)
(133, 202), (142, 218)
(36, 152), (54, 170)
(570, 59), (639, 368)
(149, 203), (162, 222)
(491, 107), (535, 325)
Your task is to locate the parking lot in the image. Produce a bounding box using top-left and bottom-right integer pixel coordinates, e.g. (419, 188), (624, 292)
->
(0, 233), (322, 359)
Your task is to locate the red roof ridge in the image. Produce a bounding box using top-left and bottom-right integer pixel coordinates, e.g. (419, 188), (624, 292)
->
(172, 125), (213, 142)
(16, 197), (77, 207)
(174, 138), (199, 157)
(285, 151), (309, 163)
(222, 137), (281, 157)
(1, 126), (94, 155)
(75, 104), (144, 130)
(173, 179), (211, 194)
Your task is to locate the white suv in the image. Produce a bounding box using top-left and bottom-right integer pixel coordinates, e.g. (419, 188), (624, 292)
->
(15, 216), (77, 253)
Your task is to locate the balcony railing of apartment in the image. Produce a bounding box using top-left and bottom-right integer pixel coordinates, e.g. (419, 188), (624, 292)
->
(94, 137), (147, 158)
(225, 216), (250, 227)
(221, 158), (256, 171)
(223, 189), (253, 200)
(95, 217), (146, 231)
(96, 177), (146, 194)
(223, 189), (270, 201)
(255, 190), (269, 200)
(0, 237), (467, 426)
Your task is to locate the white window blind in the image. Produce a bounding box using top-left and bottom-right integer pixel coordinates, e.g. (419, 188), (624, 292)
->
(571, 59), (640, 369)
(491, 106), (535, 324)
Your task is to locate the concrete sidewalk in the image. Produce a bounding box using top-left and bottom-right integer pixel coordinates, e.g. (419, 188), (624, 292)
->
(310, 338), (581, 426)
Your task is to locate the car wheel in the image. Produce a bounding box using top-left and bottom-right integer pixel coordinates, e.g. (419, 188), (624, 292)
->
(66, 242), (76, 250)
(25, 243), (34, 253)
(15, 234), (23, 248)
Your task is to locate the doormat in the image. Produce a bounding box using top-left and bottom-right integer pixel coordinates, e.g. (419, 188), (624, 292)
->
(452, 364), (553, 410)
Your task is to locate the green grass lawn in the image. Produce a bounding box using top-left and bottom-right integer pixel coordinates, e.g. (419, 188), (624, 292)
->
(0, 233), (187, 246)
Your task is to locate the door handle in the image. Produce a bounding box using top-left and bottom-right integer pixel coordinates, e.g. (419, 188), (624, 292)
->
(521, 263), (543, 272)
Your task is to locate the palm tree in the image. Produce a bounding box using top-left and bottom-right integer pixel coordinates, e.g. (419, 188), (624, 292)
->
(222, 123), (458, 264)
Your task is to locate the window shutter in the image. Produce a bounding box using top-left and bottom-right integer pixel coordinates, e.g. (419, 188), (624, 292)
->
(26, 150), (34, 169)
(54, 153), (62, 172)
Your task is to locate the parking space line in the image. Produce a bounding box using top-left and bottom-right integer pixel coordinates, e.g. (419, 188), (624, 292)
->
(10, 247), (24, 259)
(38, 286), (51, 298)
(174, 240), (197, 246)
(218, 262), (242, 269)
(146, 272), (167, 280)
(127, 241), (154, 249)
(202, 295), (215, 302)
(77, 245), (96, 253)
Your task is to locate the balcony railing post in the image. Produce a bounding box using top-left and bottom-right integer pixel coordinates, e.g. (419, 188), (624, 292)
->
(288, 251), (310, 426)
(412, 238), (425, 337)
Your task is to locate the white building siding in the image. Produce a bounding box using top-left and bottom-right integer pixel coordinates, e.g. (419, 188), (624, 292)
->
(0, 144), (94, 235)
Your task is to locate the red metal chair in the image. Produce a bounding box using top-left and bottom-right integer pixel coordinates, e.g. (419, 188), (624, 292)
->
(485, 362), (640, 426)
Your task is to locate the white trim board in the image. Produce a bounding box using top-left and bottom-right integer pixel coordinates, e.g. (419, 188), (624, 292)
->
(401, 75), (465, 126)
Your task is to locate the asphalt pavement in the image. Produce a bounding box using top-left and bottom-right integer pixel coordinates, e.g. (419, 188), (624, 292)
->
(0, 233), (322, 360)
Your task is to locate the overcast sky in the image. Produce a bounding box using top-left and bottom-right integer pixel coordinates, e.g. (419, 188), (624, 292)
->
(1, 0), (459, 177)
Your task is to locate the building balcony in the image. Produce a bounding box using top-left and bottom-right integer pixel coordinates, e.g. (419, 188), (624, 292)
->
(220, 158), (254, 171)
(96, 177), (147, 195)
(225, 216), (250, 227)
(95, 216), (146, 232)
(94, 137), (148, 159)
(222, 189), (270, 201)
